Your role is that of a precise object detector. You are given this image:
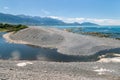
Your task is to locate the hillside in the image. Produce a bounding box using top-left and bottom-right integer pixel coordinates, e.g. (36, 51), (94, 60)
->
(80, 22), (99, 26)
(0, 13), (99, 26)
(0, 13), (65, 26)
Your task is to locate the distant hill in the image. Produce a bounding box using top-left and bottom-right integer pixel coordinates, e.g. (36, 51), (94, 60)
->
(0, 13), (99, 26)
(0, 13), (66, 25)
(80, 22), (99, 26)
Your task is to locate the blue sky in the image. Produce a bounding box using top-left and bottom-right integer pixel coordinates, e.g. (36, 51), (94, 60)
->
(0, 0), (120, 25)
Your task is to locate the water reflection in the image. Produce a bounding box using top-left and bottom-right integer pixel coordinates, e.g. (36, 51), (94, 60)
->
(0, 32), (120, 62)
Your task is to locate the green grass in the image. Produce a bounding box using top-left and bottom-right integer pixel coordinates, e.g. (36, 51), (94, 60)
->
(0, 23), (28, 32)
(0, 28), (8, 32)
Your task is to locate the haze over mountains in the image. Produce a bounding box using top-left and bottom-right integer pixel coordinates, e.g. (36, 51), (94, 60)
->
(0, 13), (99, 26)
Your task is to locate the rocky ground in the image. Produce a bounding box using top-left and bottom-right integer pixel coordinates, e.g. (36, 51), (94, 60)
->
(0, 60), (120, 80)
(3, 27), (120, 56)
(2, 27), (120, 80)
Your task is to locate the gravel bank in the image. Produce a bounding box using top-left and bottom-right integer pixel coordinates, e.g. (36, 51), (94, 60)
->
(3, 27), (120, 56)
(2, 27), (120, 80)
(0, 60), (120, 80)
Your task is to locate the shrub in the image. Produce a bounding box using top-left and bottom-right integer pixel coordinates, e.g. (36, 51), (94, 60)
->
(0, 23), (28, 32)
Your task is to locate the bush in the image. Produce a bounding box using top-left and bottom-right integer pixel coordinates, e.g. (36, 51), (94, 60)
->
(0, 23), (28, 32)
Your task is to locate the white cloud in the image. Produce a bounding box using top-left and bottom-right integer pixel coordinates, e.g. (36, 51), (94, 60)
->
(48, 16), (85, 23)
(64, 18), (85, 23)
(48, 16), (63, 20)
(41, 9), (50, 15)
(48, 16), (120, 25)
(3, 6), (9, 10)
(86, 18), (120, 25)
(105, 19), (120, 25)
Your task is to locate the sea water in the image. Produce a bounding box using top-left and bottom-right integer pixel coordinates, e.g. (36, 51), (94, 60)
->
(55, 25), (120, 39)
(1, 26), (120, 61)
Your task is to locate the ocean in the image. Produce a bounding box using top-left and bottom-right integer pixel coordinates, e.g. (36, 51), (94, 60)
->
(55, 25), (120, 39)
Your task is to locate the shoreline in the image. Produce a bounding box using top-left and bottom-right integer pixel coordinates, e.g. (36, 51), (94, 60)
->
(0, 60), (119, 80)
(2, 31), (120, 63)
(3, 32), (30, 45)
(3, 27), (120, 62)
(3, 27), (120, 56)
(3, 27), (120, 55)
(1, 28), (120, 80)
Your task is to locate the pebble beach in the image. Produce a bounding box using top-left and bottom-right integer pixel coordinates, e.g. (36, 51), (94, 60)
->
(2, 27), (120, 80)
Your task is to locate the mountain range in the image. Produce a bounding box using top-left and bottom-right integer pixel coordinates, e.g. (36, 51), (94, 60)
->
(0, 13), (99, 26)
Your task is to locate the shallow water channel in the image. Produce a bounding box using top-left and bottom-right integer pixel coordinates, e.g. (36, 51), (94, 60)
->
(1, 32), (120, 62)
(0, 32), (62, 61)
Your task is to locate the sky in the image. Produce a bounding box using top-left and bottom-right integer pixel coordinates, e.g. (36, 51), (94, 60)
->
(0, 0), (120, 25)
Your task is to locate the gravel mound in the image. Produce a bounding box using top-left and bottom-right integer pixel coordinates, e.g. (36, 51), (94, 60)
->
(10, 28), (64, 46)
(0, 60), (120, 80)
(4, 27), (120, 56)
(2, 27), (120, 80)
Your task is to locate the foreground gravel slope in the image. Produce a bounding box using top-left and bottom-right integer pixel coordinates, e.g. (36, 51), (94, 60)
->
(0, 60), (120, 80)
(4, 27), (120, 56)
(2, 27), (120, 80)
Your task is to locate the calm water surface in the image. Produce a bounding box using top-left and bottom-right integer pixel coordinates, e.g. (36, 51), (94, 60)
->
(57, 25), (120, 38)
(1, 26), (120, 62)
(0, 32), (95, 62)
(0, 32), (61, 60)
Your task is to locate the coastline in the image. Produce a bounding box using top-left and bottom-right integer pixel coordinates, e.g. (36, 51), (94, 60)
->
(1, 27), (120, 80)
(3, 27), (120, 62)
(3, 32), (30, 45)
(0, 60), (120, 80)
(3, 27), (120, 56)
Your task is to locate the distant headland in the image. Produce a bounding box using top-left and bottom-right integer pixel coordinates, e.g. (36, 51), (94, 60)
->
(0, 12), (99, 26)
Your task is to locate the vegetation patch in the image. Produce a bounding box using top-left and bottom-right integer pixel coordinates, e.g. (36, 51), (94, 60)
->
(65, 28), (120, 40)
(81, 32), (111, 38)
(0, 23), (28, 32)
